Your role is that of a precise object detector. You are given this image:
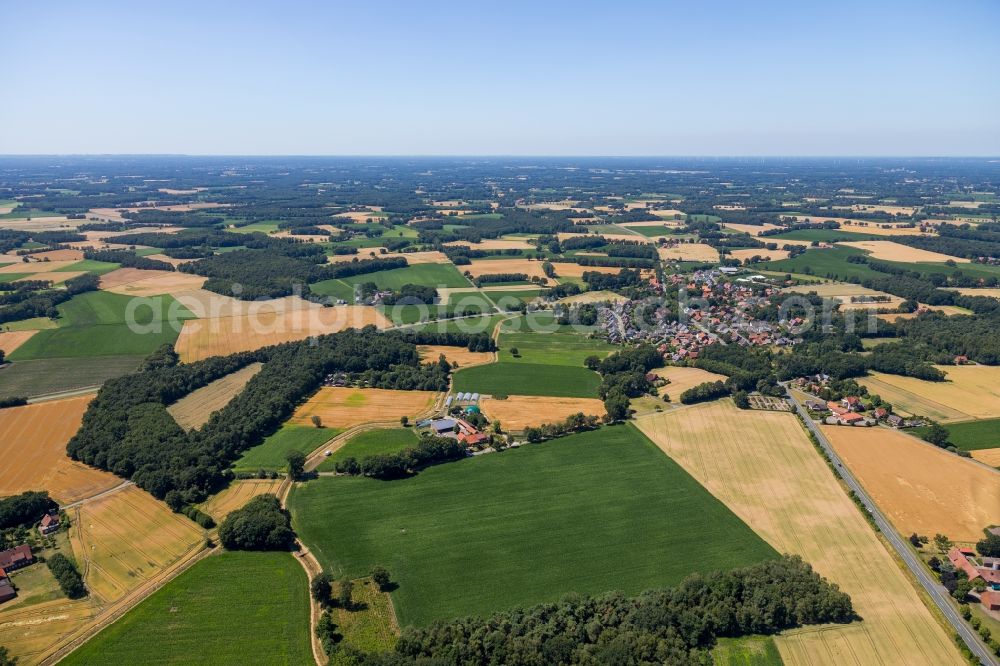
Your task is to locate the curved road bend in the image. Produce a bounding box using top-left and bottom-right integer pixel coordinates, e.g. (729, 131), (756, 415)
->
(785, 389), (997, 666)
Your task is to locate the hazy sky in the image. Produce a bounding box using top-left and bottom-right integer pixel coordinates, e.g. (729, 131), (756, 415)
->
(2, 0), (998, 155)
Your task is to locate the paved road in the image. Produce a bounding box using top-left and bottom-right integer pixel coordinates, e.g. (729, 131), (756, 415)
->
(785, 389), (997, 666)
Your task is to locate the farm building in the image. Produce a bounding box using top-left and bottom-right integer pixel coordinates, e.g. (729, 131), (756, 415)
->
(886, 414), (905, 428)
(38, 513), (60, 536)
(0, 544), (33, 572)
(430, 418), (457, 435)
(0, 570), (15, 604)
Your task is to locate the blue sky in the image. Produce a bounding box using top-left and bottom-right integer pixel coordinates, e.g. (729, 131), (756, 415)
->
(1, 0), (998, 155)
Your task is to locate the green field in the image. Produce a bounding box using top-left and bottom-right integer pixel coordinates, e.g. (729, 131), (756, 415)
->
(0, 316), (58, 331)
(61, 551), (311, 666)
(0, 273), (30, 284)
(226, 221), (280, 233)
(234, 424), (341, 472)
(768, 228), (881, 242)
(911, 417), (1000, 452)
(712, 636), (784, 665)
(402, 312), (507, 335)
(759, 246), (881, 280)
(58, 259), (121, 274)
(0, 356), (143, 398)
(483, 288), (544, 308)
(317, 428), (419, 471)
(308, 277), (356, 301)
(452, 361), (601, 397)
(338, 263), (470, 290)
(497, 328), (616, 366)
(9, 291), (196, 360)
(289, 424), (777, 627)
(621, 224), (677, 237)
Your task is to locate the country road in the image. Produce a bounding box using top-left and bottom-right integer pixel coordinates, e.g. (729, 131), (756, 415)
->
(785, 389), (997, 666)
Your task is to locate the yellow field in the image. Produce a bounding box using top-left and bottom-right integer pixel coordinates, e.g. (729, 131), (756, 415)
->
(465, 257), (549, 280)
(99, 267), (207, 295)
(971, 448), (1000, 467)
(822, 425), (1000, 542)
(729, 247), (790, 262)
(30, 249), (84, 261)
(546, 262), (623, 278)
(290, 387), (437, 428)
(443, 238), (534, 250)
(479, 395), (605, 430)
(655, 365), (728, 398)
(0, 397), (120, 504)
(0, 329), (39, 354)
(0, 596), (99, 666)
(636, 400), (961, 665)
(174, 305), (391, 362)
(839, 240), (966, 263)
(783, 217), (929, 236)
(860, 366), (1000, 422)
(199, 479), (285, 522)
(720, 222), (782, 236)
(417, 345), (493, 368)
(0, 260), (82, 274)
(141, 253), (195, 267)
(167, 362), (263, 430)
(69, 485), (204, 604)
(948, 287), (1000, 299)
(785, 282), (903, 309)
(381, 250), (450, 264)
(556, 290), (629, 305)
(13, 271), (86, 285)
(657, 243), (720, 262)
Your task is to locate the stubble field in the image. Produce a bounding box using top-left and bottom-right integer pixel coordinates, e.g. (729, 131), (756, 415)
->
(860, 366), (1000, 422)
(173, 305), (390, 362)
(166, 362), (263, 430)
(0, 396), (120, 504)
(821, 425), (1000, 542)
(198, 479), (285, 522)
(290, 387), (437, 428)
(69, 485), (205, 604)
(479, 395), (606, 430)
(416, 344), (493, 368)
(636, 400), (961, 666)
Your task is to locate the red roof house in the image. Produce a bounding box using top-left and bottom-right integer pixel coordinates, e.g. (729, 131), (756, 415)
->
(948, 548), (982, 582)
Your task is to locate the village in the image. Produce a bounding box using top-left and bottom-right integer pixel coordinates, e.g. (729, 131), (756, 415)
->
(599, 268), (801, 361)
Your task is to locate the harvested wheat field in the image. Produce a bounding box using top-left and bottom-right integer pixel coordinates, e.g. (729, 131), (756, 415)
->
(720, 222), (782, 236)
(838, 220), (929, 236)
(69, 485), (204, 604)
(479, 395), (605, 431)
(0, 396), (120, 504)
(383, 250), (450, 264)
(465, 257), (549, 280)
(657, 243), (720, 262)
(140, 253), (196, 267)
(172, 289), (323, 318)
(948, 287), (1000, 299)
(823, 426), (999, 542)
(199, 479), (285, 522)
(167, 362), (263, 430)
(0, 217), (87, 232)
(290, 387), (437, 428)
(654, 366), (728, 398)
(14, 271), (86, 285)
(99, 268), (207, 295)
(444, 238), (534, 251)
(0, 330), (38, 354)
(860, 366), (1000, 422)
(417, 345), (493, 368)
(0, 260), (81, 274)
(29, 249), (84, 261)
(786, 282), (903, 309)
(972, 448), (1000, 467)
(333, 210), (383, 223)
(840, 240), (966, 263)
(557, 290), (629, 305)
(637, 401), (961, 666)
(547, 262), (622, 278)
(0, 596), (99, 666)
(729, 247), (790, 262)
(174, 305), (390, 362)
(849, 204), (918, 217)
